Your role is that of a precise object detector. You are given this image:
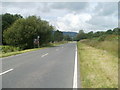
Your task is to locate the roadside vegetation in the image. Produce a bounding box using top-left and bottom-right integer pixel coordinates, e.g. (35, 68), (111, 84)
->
(1, 13), (119, 88)
(76, 28), (119, 88)
(1, 13), (73, 57)
(81, 35), (118, 57)
(0, 41), (67, 58)
(78, 42), (118, 88)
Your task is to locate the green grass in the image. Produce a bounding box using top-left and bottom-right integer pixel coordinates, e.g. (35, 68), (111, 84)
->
(0, 41), (68, 58)
(78, 42), (118, 88)
(81, 36), (118, 57)
(0, 47), (44, 58)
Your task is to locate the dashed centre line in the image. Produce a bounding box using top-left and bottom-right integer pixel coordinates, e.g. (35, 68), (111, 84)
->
(0, 69), (13, 76)
(41, 53), (48, 57)
(56, 49), (59, 51)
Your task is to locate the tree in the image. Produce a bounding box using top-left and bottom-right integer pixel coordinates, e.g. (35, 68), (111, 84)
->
(2, 13), (23, 44)
(64, 35), (72, 41)
(2, 13), (23, 31)
(76, 30), (87, 41)
(54, 30), (63, 42)
(105, 29), (113, 34)
(113, 28), (120, 35)
(86, 31), (93, 39)
(3, 16), (53, 49)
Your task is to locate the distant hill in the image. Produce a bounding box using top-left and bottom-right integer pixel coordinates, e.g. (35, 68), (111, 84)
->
(62, 31), (78, 37)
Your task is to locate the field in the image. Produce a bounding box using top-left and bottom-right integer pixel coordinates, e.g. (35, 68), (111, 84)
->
(77, 35), (118, 88)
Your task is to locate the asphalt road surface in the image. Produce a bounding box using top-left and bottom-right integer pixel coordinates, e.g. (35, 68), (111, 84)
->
(2, 42), (78, 88)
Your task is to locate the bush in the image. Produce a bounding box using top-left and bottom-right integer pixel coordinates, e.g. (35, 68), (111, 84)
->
(1, 46), (20, 53)
(97, 35), (106, 41)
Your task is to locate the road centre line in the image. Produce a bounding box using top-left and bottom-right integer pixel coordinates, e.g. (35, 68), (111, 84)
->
(0, 69), (13, 76)
(73, 45), (78, 88)
(56, 49), (59, 51)
(41, 53), (48, 57)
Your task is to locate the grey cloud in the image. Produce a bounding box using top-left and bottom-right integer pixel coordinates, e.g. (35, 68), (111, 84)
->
(2, 2), (35, 9)
(2, 2), (52, 15)
(86, 2), (118, 31)
(87, 15), (117, 30)
(2, 2), (118, 32)
(93, 2), (117, 16)
(50, 2), (88, 12)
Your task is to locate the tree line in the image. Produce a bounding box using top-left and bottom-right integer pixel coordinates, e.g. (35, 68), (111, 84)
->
(1, 13), (72, 49)
(2, 13), (118, 49)
(76, 28), (120, 41)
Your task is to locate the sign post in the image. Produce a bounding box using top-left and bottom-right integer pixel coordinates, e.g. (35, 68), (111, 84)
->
(37, 36), (40, 48)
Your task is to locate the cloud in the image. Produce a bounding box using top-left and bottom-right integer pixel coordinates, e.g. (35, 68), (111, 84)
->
(50, 2), (88, 12)
(2, 2), (118, 32)
(94, 2), (118, 16)
(86, 2), (118, 31)
(50, 13), (92, 32)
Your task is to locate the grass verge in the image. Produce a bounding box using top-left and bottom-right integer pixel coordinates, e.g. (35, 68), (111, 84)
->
(81, 39), (118, 57)
(1, 48), (44, 58)
(78, 42), (118, 88)
(1, 41), (68, 58)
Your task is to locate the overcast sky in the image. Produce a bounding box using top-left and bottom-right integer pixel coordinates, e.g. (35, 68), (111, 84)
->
(2, 2), (118, 32)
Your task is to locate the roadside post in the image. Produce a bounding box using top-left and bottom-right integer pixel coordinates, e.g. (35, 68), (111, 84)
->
(33, 39), (37, 48)
(37, 36), (40, 48)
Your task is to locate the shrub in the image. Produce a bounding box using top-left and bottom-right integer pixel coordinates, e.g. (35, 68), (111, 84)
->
(1, 46), (20, 53)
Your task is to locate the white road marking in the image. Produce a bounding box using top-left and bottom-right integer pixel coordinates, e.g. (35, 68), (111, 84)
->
(73, 46), (78, 88)
(56, 49), (59, 51)
(41, 53), (48, 57)
(0, 69), (13, 76)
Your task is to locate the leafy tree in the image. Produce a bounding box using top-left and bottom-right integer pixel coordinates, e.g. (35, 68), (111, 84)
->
(2, 13), (23, 44)
(3, 16), (53, 49)
(93, 31), (105, 37)
(54, 30), (63, 42)
(113, 28), (120, 35)
(2, 13), (23, 31)
(86, 31), (93, 39)
(75, 28), (120, 41)
(105, 29), (113, 34)
(76, 30), (87, 41)
(64, 35), (72, 41)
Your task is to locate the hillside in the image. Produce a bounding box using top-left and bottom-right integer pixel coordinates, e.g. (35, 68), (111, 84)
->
(62, 31), (78, 37)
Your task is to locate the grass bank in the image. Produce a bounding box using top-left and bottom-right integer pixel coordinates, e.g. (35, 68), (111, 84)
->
(81, 35), (118, 57)
(1, 41), (68, 58)
(78, 42), (118, 88)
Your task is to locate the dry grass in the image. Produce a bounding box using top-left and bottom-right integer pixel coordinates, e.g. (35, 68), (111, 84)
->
(78, 42), (118, 88)
(81, 40), (118, 57)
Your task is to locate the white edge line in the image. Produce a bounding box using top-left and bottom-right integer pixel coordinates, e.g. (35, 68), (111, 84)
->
(73, 45), (78, 88)
(0, 69), (13, 76)
(41, 53), (48, 57)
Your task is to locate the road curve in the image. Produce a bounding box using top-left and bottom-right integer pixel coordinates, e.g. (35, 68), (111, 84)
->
(2, 42), (77, 88)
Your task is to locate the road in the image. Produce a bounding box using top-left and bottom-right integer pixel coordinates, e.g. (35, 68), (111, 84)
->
(2, 42), (78, 88)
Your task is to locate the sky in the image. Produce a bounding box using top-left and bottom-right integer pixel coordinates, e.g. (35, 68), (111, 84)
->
(2, 2), (118, 32)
